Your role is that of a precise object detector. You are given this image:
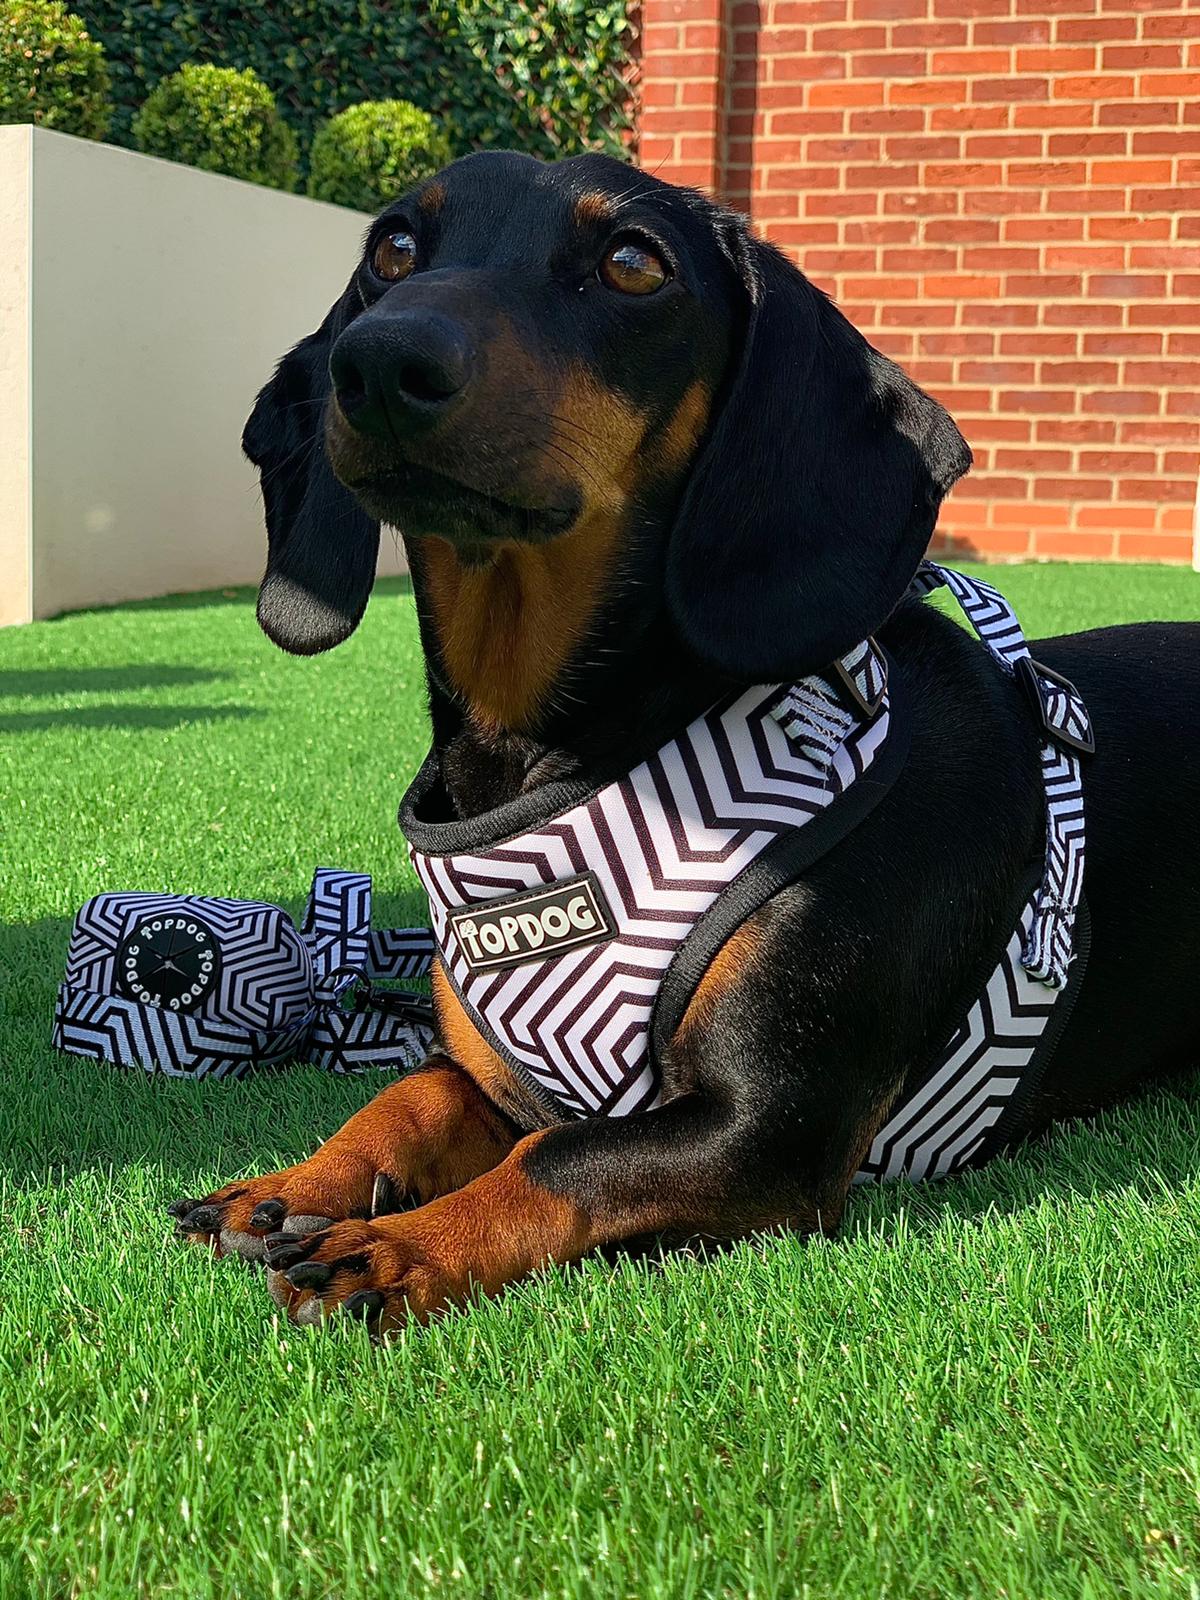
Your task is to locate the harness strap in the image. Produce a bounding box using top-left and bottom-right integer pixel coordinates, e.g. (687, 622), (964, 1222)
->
(911, 561), (1092, 988)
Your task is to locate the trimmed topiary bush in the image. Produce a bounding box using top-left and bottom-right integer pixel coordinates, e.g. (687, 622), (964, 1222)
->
(73, 2), (633, 165)
(0, 0), (111, 140)
(131, 63), (298, 191)
(307, 100), (453, 213)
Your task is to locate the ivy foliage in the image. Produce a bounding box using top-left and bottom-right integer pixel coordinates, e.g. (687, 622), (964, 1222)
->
(132, 64), (299, 191)
(308, 100), (453, 213)
(0, 0), (111, 141)
(71, 1), (634, 166)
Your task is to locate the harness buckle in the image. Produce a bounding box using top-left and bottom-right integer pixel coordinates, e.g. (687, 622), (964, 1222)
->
(1015, 656), (1096, 756)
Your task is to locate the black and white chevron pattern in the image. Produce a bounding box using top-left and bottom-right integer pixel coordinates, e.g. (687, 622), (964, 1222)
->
(55, 872), (436, 1080)
(411, 674), (892, 1118)
(303, 869), (372, 972)
(912, 561), (1089, 989)
(854, 897), (1054, 1183)
(52, 985), (313, 1080)
(367, 927), (436, 981)
(64, 891), (314, 1032)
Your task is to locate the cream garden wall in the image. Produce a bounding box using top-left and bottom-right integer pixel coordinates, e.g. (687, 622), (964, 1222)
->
(0, 125), (407, 625)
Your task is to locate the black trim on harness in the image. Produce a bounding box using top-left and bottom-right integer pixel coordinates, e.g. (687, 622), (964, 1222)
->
(649, 646), (912, 1068)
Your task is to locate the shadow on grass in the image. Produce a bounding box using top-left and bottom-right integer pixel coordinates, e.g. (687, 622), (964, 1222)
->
(0, 704), (262, 734)
(0, 665), (231, 698)
(52, 572), (415, 619)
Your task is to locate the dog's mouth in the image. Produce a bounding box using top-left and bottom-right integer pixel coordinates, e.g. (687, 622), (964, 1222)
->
(334, 457), (580, 546)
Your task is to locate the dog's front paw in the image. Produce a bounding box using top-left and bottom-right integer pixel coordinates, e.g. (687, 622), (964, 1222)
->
(167, 1157), (399, 1264)
(262, 1214), (461, 1334)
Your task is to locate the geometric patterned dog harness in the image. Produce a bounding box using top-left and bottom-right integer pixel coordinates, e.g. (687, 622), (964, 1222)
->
(403, 563), (1095, 1182)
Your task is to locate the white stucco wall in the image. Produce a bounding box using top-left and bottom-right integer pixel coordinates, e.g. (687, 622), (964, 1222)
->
(0, 125), (406, 623)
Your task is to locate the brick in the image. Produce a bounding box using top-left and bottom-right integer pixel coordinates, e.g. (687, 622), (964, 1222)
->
(1080, 390), (1162, 415)
(1035, 531), (1121, 558)
(889, 78), (971, 105)
(972, 76), (1050, 102)
(1077, 505), (1155, 529)
(810, 81), (887, 107)
(1054, 75), (1136, 100)
(927, 218), (1003, 242)
(1087, 272), (1168, 297)
(851, 51), (930, 77)
(923, 161), (1006, 186)
(1047, 133), (1128, 157)
(1000, 333), (1079, 355)
(1122, 420), (1200, 444)
(931, 105), (1012, 130)
(812, 24), (889, 50)
(849, 109), (926, 132)
(1040, 361), (1120, 385)
(1006, 160), (1088, 185)
(1004, 217), (1084, 241)
(961, 360), (1037, 383)
(923, 273), (1003, 296)
(1098, 101), (1180, 127)
(1005, 274), (1084, 297)
(1087, 215), (1171, 240)
(1131, 245), (1200, 269)
(1038, 419), (1117, 443)
(1057, 17), (1137, 44)
(1103, 45), (1185, 71)
(974, 19), (1051, 45)
(963, 134), (1044, 158)
(999, 391), (1077, 416)
(771, 54), (849, 82)
(1119, 477), (1198, 502)
(963, 416), (1034, 439)
(892, 21), (969, 47)
(930, 49), (1011, 73)
(1082, 333), (1163, 356)
(1015, 47), (1096, 72)
(1089, 158), (1174, 183)
(995, 448), (1073, 471)
(1077, 450), (1158, 472)
(1045, 245), (1126, 270)
(1115, 532), (1193, 562)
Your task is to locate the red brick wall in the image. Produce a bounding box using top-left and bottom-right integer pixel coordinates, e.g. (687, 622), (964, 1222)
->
(637, 0), (1200, 562)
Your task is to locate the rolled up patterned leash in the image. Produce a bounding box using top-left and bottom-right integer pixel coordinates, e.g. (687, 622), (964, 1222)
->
(53, 868), (436, 1081)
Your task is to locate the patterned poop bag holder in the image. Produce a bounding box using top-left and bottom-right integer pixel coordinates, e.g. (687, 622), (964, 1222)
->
(53, 869), (436, 1080)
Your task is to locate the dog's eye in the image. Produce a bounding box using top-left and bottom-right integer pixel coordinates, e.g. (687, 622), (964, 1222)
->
(598, 238), (670, 296)
(372, 231), (418, 282)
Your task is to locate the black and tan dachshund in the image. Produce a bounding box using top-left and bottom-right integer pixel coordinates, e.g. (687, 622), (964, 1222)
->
(171, 153), (1199, 1331)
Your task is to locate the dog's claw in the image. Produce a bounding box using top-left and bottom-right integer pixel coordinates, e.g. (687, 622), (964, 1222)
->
(264, 1231), (313, 1269)
(250, 1199), (286, 1231)
(180, 1204), (221, 1233)
(342, 1290), (385, 1322)
(285, 1260), (331, 1290)
(370, 1173), (397, 1219)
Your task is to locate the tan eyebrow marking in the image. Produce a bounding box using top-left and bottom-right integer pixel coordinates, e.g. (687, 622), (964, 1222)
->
(419, 182), (446, 214)
(574, 192), (614, 228)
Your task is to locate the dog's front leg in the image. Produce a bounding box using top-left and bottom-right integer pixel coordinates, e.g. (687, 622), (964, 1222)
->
(263, 1092), (831, 1330)
(169, 1060), (518, 1262)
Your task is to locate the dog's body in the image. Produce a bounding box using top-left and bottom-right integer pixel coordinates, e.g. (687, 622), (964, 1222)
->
(171, 153), (1199, 1330)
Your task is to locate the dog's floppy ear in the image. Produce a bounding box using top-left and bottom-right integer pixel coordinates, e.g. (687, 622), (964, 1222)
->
(244, 283), (380, 655)
(666, 230), (971, 682)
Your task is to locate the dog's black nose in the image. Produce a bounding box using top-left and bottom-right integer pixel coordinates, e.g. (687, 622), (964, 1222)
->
(330, 310), (474, 434)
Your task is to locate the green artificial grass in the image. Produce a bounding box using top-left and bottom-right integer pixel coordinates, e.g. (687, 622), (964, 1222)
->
(2, 563), (1199, 1599)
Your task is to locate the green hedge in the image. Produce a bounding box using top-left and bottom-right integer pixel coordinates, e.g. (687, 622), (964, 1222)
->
(132, 64), (298, 191)
(0, 0), (111, 141)
(308, 100), (453, 212)
(72, 1), (634, 166)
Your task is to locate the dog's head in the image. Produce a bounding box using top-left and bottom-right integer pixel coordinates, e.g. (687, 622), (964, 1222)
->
(246, 150), (970, 684)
